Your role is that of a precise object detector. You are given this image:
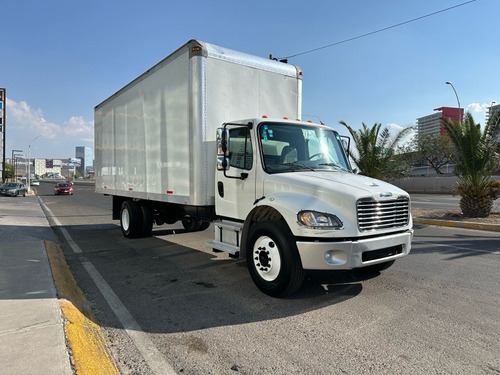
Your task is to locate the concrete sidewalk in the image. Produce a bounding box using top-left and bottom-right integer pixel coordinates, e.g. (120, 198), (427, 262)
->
(0, 195), (72, 375)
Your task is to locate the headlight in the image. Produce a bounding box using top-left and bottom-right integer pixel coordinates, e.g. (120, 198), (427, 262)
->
(297, 210), (343, 230)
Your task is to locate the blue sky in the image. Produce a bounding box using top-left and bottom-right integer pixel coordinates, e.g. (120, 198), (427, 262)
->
(2, 0), (497, 159)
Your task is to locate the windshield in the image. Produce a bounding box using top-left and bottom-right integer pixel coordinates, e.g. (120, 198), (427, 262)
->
(259, 123), (351, 173)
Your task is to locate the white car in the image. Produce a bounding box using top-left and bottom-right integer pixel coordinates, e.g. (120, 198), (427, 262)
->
(30, 180), (40, 186)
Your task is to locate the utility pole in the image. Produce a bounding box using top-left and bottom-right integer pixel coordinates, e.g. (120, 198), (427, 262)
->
(0, 88), (6, 183)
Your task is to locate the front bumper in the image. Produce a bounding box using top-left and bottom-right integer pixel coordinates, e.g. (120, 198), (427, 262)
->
(296, 230), (413, 270)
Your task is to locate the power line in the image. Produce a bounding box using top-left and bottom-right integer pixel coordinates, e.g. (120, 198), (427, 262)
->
(278, 0), (477, 60)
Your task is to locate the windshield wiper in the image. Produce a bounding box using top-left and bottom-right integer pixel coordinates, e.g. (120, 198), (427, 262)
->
(318, 163), (345, 171)
(274, 162), (316, 171)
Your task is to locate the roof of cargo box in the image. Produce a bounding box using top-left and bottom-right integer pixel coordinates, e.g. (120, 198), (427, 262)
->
(95, 39), (301, 110)
(199, 40), (302, 78)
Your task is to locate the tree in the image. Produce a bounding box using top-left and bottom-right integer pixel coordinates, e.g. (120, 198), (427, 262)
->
(443, 112), (500, 217)
(4, 163), (13, 180)
(339, 121), (413, 181)
(414, 134), (456, 174)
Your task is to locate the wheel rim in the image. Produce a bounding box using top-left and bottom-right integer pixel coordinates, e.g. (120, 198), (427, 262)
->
(252, 235), (282, 282)
(121, 207), (130, 231)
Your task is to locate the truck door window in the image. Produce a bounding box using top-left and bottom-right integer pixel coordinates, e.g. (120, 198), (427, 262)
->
(229, 128), (253, 170)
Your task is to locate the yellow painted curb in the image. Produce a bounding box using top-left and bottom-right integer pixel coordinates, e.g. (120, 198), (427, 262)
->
(45, 240), (119, 375)
(414, 218), (500, 232)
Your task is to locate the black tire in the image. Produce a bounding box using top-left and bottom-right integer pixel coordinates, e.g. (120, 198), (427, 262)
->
(141, 205), (154, 237)
(198, 220), (210, 231)
(120, 201), (143, 238)
(14, 191), (18, 197)
(181, 218), (210, 232)
(246, 220), (305, 297)
(358, 260), (395, 273)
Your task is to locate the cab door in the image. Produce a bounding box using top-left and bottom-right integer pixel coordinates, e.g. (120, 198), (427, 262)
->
(215, 126), (256, 220)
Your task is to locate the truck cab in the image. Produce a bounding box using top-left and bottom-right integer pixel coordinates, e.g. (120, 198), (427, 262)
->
(208, 117), (413, 296)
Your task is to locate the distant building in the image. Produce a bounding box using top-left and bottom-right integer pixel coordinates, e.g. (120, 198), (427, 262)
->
(416, 107), (463, 141)
(34, 158), (63, 178)
(75, 146), (93, 178)
(486, 102), (500, 124)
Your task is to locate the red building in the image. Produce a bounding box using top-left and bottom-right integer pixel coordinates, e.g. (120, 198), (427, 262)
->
(417, 107), (463, 140)
(434, 107), (463, 134)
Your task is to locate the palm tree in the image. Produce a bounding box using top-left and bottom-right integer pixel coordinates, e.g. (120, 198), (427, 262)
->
(443, 112), (500, 218)
(339, 121), (413, 181)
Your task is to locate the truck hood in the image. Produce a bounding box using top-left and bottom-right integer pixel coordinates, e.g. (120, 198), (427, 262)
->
(262, 171), (410, 237)
(264, 171), (408, 200)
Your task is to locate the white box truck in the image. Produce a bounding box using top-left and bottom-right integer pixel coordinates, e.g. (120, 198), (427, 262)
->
(95, 40), (413, 297)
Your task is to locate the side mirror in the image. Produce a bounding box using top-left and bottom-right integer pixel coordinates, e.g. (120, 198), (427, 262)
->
(216, 128), (230, 155)
(217, 156), (230, 171)
(216, 128), (230, 171)
(221, 128), (229, 153)
(339, 135), (351, 158)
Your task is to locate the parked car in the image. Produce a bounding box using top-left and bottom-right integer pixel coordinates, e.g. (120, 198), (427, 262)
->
(30, 180), (40, 186)
(54, 182), (74, 195)
(0, 182), (27, 197)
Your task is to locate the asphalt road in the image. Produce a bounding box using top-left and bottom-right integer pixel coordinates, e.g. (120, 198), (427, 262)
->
(410, 193), (461, 210)
(36, 182), (500, 374)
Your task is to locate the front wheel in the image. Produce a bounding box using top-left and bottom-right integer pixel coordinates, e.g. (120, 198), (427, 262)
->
(247, 220), (305, 297)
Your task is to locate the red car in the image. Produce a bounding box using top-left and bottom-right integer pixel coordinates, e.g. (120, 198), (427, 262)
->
(54, 182), (74, 195)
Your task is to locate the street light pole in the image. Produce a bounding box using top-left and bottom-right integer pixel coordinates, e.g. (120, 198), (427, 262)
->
(11, 149), (22, 182)
(27, 135), (42, 193)
(445, 81), (462, 123)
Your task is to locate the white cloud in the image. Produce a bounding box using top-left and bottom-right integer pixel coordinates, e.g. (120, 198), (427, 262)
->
(64, 116), (94, 141)
(8, 98), (60, 138)
(387, 123), (415, 147)
(5, 98), (93, 158)
(466, 102), (495, 113)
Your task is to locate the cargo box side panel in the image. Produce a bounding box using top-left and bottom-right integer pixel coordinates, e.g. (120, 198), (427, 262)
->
(158, 52), (191, 201)
(204, 58), (301, 126)
(190, 54), (214, 206)
(95, 50), (193, 203)
(95, 107), (115, 193)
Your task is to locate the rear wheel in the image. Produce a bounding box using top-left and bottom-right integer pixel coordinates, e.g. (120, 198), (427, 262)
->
(141, 205), (154, 237)
(120, 201), (143, 238)
(247, 220), (305, 297)
(182, 218), (210, 232)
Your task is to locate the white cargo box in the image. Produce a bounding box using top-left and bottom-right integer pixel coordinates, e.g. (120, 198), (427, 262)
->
(95, 39), (302, 206)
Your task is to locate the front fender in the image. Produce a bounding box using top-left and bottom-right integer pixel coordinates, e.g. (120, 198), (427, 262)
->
(245, 191), (355, 240)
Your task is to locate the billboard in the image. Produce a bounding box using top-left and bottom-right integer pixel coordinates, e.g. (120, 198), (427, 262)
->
(70, 158), (81, 166)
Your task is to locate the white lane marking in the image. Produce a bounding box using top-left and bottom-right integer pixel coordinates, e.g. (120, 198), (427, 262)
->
(39, 197), (177, 375)
(38, 198), (83, 253)
(82, 261), (177, 375)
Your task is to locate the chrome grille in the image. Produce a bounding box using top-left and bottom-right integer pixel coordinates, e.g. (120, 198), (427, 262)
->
(357, 197), (410, 232)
